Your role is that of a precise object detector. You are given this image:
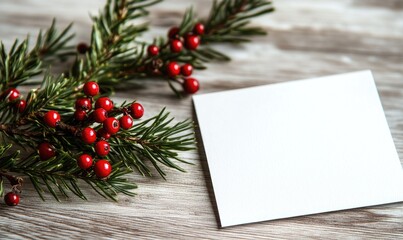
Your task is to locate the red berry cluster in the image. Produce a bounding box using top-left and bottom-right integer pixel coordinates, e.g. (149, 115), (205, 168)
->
(147, 23), (204, 94)
(1, 88), (27, 113)
(41, 81), (145, 179)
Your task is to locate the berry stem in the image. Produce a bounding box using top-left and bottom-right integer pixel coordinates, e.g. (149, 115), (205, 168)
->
(0, 124), (42, 137)
(0, 171), (23, 191)
(0, 117), (79, 138)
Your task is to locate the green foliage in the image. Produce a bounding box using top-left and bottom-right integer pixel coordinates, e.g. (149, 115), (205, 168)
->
(34, 19), (76, 62)
(85, 0), (274, 91)
(0, 20), (75, 90)
(0, 144), (137, 201)
(0, 177), (3, 197)
(110, 108), (195, 178)
(204, 0), (274, 43)
(0, 103), (194, 202)
(0, 144), (20, 197)
(70, 0), (162, 90)
(0, 40), (41, 90)
(0, 0), (196, 202)
(26, 74), (77, 113)
(0, 98), (19, 125)
(0, 0), (274, 202)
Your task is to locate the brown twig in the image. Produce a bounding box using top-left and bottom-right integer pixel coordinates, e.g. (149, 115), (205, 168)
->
(0, 171), (23, 192)
(0, 124), (42, 137)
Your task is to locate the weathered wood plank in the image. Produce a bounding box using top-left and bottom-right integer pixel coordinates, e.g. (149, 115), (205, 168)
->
(0, 0), (403, 239)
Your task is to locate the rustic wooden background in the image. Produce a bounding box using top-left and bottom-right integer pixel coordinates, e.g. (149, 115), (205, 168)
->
(1, 0), (403, 239)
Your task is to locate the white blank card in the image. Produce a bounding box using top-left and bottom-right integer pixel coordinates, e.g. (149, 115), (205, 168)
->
(193, 70), (403, 227)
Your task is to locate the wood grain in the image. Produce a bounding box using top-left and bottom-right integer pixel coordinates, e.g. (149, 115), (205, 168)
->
(0, 0), (403, 239)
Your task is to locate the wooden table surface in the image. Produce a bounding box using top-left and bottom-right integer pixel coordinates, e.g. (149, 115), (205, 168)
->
(1, 0), (403, 239)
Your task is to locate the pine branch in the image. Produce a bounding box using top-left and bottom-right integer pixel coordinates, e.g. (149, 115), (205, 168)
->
(0, 100), (194, 201)
(0, 0), (273, 203)
(0, 145), (136, 201)
(67, 0), (162, 92)
(91, 0), (274, 95)
(35, 19), (76, 62)
(0, 0), (196, 202)
(203, 0), (274, 43)
(110, 108), (195, 178)
(0, 20), (75, 90)
(0, 40), (41, 90)
(0, 0), (274, 97)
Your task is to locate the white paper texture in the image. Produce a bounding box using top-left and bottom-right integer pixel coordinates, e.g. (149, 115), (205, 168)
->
(193, 70), (403, 227)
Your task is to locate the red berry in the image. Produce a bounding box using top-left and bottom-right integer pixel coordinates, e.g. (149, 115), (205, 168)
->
(77, 42), (89, 54)
(193, 23), (205, 35)
(91, 108), (108, 123)
(4, 192), (19, 206)
(38, 142), (56, 160)
(16, 99), (26, 113)
(95, 140), (110, 156)
(43, 110), (61, 128)
(94, 160), (112, 178)
(183, 77), (200, 94)
(97, 128), (111, 140)
(75, 98), (92, 111)
(130, 102), (144, 119)
(74, 110), (87, 121)
(185, 34), (200, 50)
(181, 64), (193, 76)
(77, 154), (93, 170)
(120, 115), (133, 130)
(103, 117), (120, 135)
(170, 39), (183, 53)
(83, 81), (99, 96)
(81, 127), (97, 144)
(5, 88), (20, 101)
(166, 62), (180, 77)
(147, 45), (159, 56)
(168, 27), (180, 39)
(95, 97), (114, 112)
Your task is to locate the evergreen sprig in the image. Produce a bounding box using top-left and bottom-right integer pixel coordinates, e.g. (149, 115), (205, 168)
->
(0, 20), (75, 90)
(0, 0), (273, 203)
(203, 0), (274, 43)
(110, 108), (194, 178)
(92, 0), (274, 94)
(0, 0), (195, 202)
(69, 0), (162, 92)
(0, 145), (137, 201)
